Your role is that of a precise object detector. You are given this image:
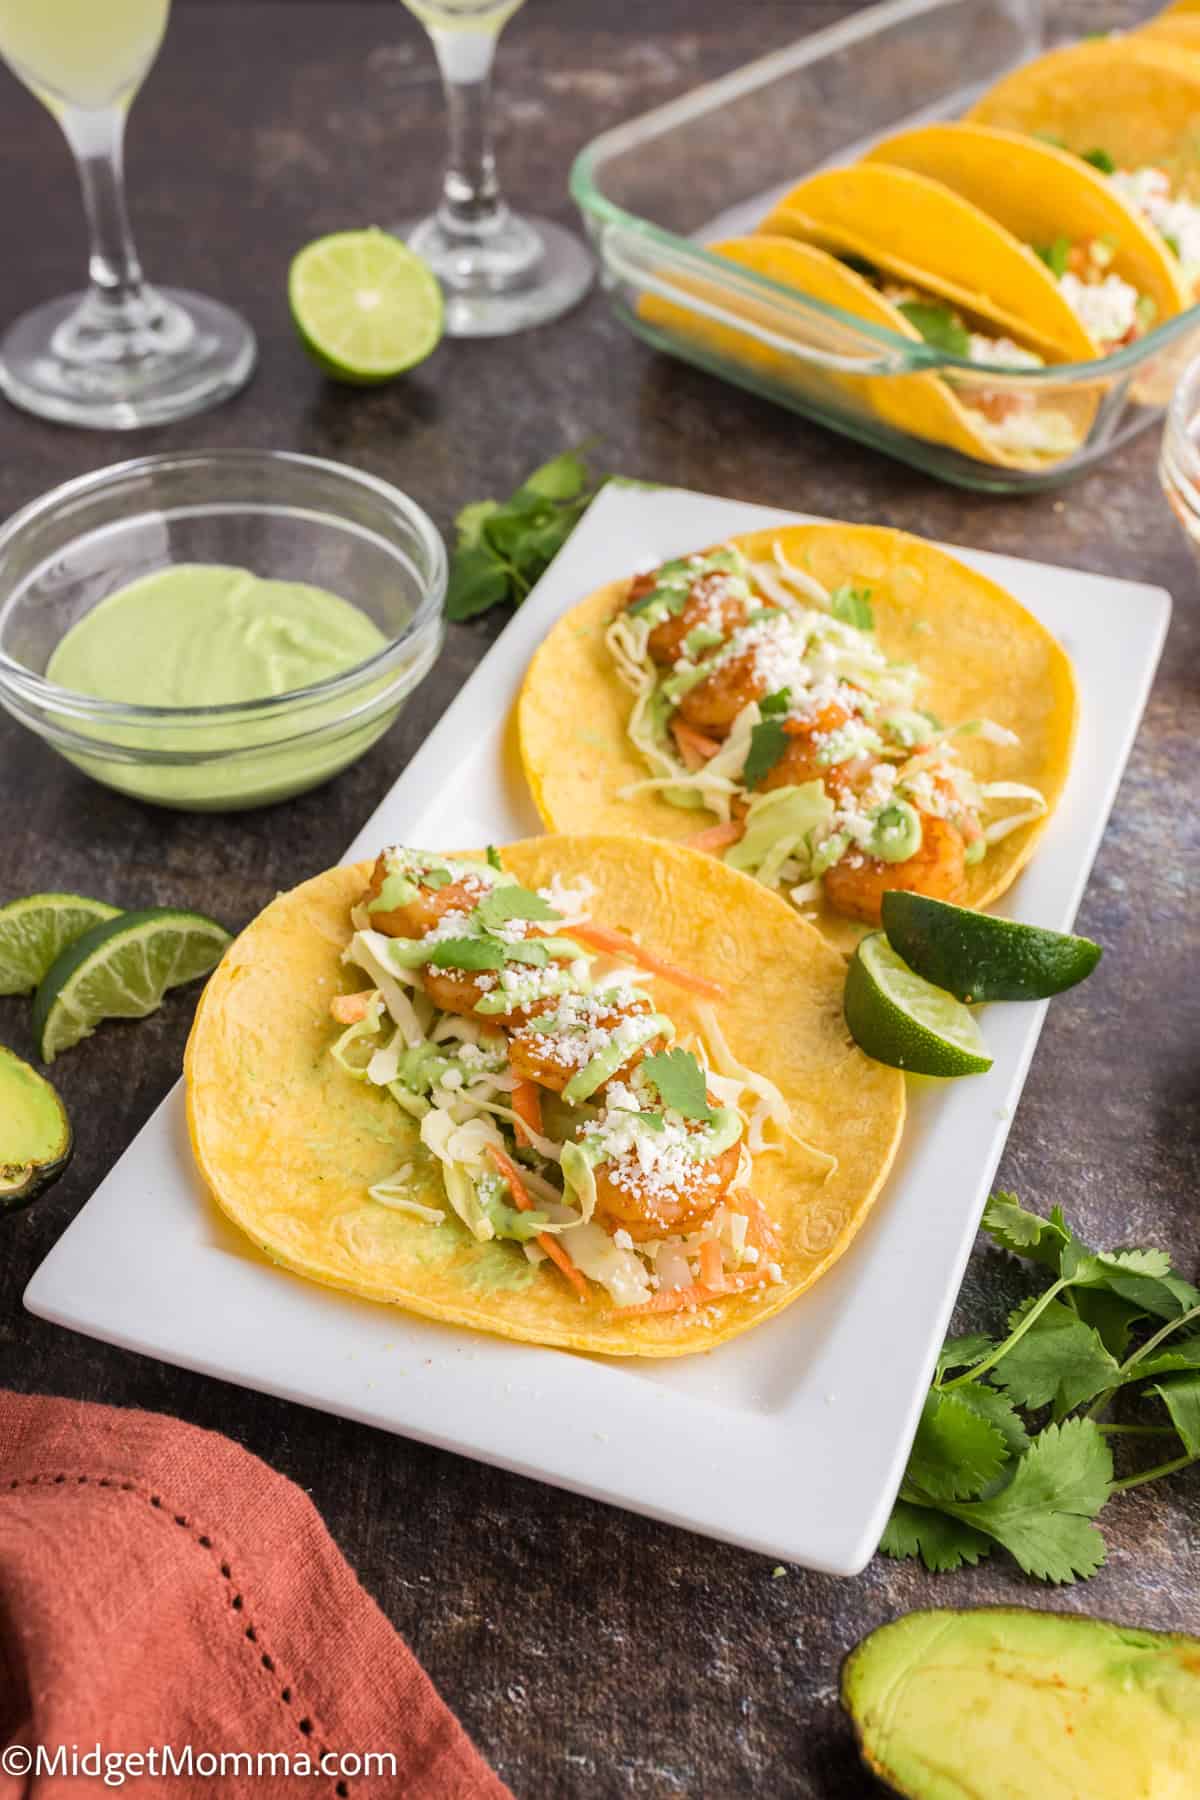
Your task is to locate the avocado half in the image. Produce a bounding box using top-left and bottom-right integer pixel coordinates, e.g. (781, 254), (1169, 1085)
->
(0, 1043), (72, 1211)
(842, 1607), (1200, 1798)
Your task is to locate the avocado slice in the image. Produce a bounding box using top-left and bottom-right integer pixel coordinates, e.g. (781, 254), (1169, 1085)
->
(843, 1608), (1200, 1798)
(0, 1043), (72, 1211)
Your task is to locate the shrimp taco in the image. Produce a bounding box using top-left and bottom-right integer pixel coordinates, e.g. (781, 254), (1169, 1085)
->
(966, 38), (1200, 295)
(517, 526), (1076, 953)
(640, 235), (1096, 472)
(758, 163), (1099, 366)
(864, 124), (1191, 359)
(186, 836), (904, 1357)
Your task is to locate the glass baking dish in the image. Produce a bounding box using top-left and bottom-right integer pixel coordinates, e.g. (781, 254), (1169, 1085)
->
(570, 0), (1200, 492)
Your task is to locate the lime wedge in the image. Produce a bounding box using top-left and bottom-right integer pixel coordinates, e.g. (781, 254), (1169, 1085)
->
(32, 908), (232, 1064)
(0, 892), (121, 996)
(844, 933), (993, 1077)
(288, 228), (443, 384)
(882, 892), (1102, 1003)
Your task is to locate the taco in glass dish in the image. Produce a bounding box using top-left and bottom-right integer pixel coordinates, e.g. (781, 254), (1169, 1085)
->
(863, 124), (1191, 359)
(640, 234), (1096, 472)
(966, 38), (1200, 299)
(185, 835), (905, 1357)
(517, 525), (1076, 953)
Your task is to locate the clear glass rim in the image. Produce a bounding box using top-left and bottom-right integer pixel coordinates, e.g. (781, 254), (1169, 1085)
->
(1162, 350), (1200, 510)
(0, 449), (448, 725)
(568, 0), (1200, 384)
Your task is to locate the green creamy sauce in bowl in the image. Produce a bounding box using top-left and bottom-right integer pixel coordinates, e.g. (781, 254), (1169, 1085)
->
(0, 450), (447, 811)
(47, 565), (388, 708)
(43, 564), (395, 809)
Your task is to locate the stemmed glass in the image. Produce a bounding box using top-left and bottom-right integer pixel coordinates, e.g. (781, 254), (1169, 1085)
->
(398, 0), (593, 337)
(0, 0), (255, 429)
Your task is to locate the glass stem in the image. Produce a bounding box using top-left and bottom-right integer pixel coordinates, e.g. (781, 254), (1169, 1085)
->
(429, 28), (507, 238)
(60, 104), (151, 315)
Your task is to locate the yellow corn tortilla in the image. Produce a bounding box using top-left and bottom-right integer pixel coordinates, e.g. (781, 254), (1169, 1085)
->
(1138, 14), (1200, 52)
(864, 124), (1191, 339)
(639, 237), (1095, 472)
(759, 163), (1098, 364)
(966, 38), (1200, 202)
(185, 834), (905, 1358)
(517, 525), (1077, 956)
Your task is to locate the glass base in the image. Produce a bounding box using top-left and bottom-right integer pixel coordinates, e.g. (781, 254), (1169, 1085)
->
(397, 211), (592, 338)
(0, 287), (256, 429)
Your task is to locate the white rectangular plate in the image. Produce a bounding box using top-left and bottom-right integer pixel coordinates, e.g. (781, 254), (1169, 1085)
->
(26, 486), (1169, 1574)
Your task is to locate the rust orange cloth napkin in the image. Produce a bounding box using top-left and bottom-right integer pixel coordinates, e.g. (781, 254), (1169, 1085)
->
(0, 1390), (513, 1798)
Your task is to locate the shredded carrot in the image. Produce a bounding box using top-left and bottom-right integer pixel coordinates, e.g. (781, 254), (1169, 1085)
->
(671, 719), (723, 772)
(742, 1193), (783, 1255)
(486, 1143), (588, 1301)
(699, 1239), (726, 1291)
(570, 922), (726, 1001)
(619, 1266), (772, 1317)
(510, 1075), (544, 1148)
(330, 990), (376, 1024)
(685, 820), (745, 855)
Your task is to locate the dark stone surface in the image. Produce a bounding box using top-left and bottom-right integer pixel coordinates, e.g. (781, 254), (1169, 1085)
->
(1, 4), (1198, 1795)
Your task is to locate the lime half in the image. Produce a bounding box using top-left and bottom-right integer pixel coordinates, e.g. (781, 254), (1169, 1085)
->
(881, 892), (1102, 1003)
(289, 228), (443, 384)
(33, 908), (232, 1064)
(0, 892), (121, 996)
(845, 933), (993, 1077)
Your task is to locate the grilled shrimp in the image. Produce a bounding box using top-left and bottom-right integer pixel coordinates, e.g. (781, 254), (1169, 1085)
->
(593, 1129), (742, 1243)
(822, 811), (967, 925)
(675, 647), (770, 737)
(363, 855), (488, 939)
(630, 571), (750, 666)
(507, 994), (665, 1096)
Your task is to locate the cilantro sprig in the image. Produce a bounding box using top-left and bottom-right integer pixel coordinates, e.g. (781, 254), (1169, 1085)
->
(445, 449), (653, 622)
(883, 1194), (1200, 1584)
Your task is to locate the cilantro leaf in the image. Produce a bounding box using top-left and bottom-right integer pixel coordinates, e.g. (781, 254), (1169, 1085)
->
(522, 448), (590, 501)
(640, 1048), (714, 1122)
(944, 1419), (1112, 1584)
(1035, 235), (1072, 280)
(446, 545), (511, 621)
(502, 941), (549, 967)
(982, 1191), (1066, 1259)
(896, 300), (970, 357)
(829, 585), (874, 630)
(455, 498), (501, 550)
(950, 1382), (1030, 1462)
(881, 1499), (990, 1572)
(1151, 1374), (1200, 1457)
(742, 718), (789, 788)
(759, 687), (792, 716)
(486, 846), (503, 871)
(1071, 1287), (1146, 1360)
(906, 1390), (1010, 1501)
(474, 885), (560, 930)
(445, 448), (607, 622)
(936, 1334), (994, 1378)
(1081, 147), (1116, 175)
(991, 1298), (1120, 1417)
(426, 938), (506, 972)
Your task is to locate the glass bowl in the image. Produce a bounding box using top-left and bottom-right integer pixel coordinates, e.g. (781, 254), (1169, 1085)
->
(1159, 349), (1200, 559)
(0, 450), (446, 810)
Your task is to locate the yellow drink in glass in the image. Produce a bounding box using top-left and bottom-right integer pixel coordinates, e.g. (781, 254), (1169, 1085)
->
(395, 0), (591, 334)
(0, 0), (169, 112)
(0, 0), (254, 426)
